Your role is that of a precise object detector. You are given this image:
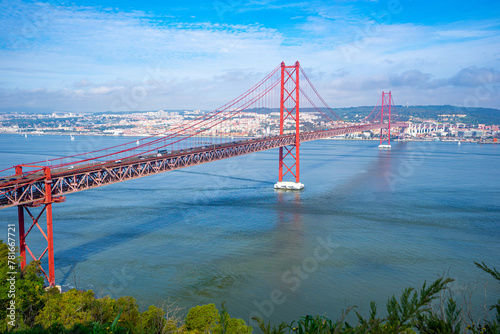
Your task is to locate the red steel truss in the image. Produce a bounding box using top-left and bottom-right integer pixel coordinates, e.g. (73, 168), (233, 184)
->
(1, 122), (405, 210)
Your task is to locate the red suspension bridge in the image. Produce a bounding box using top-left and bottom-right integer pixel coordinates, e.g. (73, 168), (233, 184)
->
(0, 61), (405, 286)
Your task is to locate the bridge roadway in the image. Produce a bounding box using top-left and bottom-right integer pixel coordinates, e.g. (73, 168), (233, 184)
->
(0, 122), (405, 209)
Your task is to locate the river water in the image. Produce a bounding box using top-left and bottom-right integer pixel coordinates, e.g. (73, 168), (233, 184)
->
(0, 134), (499, 326)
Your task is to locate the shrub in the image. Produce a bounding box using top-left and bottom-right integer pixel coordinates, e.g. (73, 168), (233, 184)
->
(35, 289), (95, 329)
(141, 305), (167, 334)
(185, 304), (220, 333)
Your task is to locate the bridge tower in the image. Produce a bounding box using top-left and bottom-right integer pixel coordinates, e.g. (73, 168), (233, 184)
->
(274, 61), (304, 190)
(378, 91), (392, 149)
(16, 165), (64, 287)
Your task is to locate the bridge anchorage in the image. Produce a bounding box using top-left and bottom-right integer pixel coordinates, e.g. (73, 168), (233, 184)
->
(0, 61), (405, 287)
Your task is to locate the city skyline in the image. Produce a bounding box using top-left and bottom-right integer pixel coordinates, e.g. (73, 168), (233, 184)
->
(1, 0), (499, 112)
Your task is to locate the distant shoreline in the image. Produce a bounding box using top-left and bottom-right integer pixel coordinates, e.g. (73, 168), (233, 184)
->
(1, 131), (494, 144)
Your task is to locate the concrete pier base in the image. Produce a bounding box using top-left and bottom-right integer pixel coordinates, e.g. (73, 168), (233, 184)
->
(274, 181), (304, 190)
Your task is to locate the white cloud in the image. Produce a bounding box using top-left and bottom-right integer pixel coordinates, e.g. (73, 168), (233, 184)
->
(0, 0), (499, 111)
(449, 67), (500, 87)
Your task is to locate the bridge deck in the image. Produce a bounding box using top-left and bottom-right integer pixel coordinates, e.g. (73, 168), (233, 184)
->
(0, 122), (405, 209)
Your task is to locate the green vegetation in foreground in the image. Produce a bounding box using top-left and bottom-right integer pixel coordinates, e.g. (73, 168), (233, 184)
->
(1, 240), (499, 333)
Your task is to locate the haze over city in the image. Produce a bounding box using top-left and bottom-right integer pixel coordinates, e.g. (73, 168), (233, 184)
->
(1, 0), (499, 112)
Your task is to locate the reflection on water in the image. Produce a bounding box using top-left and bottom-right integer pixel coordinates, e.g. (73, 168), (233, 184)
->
(0, 135), (499, 325)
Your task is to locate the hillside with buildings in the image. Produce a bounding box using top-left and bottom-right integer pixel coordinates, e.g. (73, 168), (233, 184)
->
(0, 106), (499, 142)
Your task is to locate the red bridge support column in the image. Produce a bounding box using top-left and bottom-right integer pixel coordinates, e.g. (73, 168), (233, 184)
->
(16, 166), (64, 287)
(15, 166), (27, 269)
(44, 166), (55, 287)
(378, 91), (392, 149)
(274, 61), (304, 190)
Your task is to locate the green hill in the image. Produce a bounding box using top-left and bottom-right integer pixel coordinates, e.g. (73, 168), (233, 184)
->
(323, 105), (500, 125)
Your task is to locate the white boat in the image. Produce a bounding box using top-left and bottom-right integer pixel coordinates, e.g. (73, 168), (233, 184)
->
(458, 141), (461, 146)
(136, 140), (140, 146)
(24, 134), (27, 138)
(70, 135), (75, 141)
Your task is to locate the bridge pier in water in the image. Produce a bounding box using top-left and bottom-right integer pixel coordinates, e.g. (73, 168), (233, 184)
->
(274, 61), (304, 190)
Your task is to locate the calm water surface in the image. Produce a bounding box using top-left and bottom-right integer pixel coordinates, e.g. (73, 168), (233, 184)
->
(0, 134), (499, 325)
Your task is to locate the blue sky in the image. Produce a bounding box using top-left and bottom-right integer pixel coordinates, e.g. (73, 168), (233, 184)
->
(0, 0), (499, 112)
